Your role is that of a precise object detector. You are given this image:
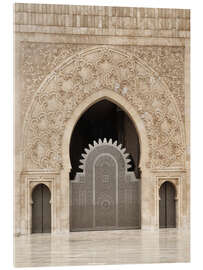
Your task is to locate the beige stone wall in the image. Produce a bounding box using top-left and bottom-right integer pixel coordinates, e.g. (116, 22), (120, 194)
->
(14, 3), (190, 234)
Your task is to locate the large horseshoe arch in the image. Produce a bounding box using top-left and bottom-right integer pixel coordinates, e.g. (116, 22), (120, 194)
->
(69, 96), (142, 231)
(62, 90), (151, 231)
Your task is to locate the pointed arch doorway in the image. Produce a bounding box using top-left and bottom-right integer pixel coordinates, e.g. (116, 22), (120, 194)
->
(69, 99), (141, 231)
(32, 184), (51, 233)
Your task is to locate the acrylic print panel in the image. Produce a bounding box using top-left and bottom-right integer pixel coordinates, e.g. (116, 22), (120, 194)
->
(14, 2), (190, 267)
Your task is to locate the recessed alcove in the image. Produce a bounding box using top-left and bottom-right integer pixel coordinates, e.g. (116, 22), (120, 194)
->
(70, 99), (141, 180)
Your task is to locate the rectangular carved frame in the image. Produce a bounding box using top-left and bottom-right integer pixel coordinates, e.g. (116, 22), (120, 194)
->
(155, 176), (182, 229)
(26, 174), (55, 234)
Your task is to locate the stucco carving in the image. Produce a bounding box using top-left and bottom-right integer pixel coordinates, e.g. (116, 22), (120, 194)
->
(20, 42), (88, 117)
(23, 46), (185, 170)
(21, 43), (185, 121)
(125, 46), (185, 121)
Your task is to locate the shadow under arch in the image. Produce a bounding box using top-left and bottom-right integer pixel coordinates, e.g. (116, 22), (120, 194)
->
(69, 98), (141, 179)
(62, 89), (149, 174)
(159, 180), (178, 199)
(31, 182), (51, 194)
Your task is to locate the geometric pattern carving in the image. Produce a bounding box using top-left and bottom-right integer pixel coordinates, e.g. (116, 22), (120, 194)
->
(124, 46), (185, 121)
(71, 138), (140, 231)
(20, 42), (87, 118)
(23, 46), (185, 170)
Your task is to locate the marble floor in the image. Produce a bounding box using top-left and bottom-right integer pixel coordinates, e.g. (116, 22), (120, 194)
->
(14, 229), (190, 267)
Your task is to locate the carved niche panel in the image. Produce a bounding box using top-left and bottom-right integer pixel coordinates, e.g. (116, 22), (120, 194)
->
(22, 45), (185, 170)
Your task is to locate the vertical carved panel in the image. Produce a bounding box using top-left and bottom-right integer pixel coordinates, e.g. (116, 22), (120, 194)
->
(71, 186), (93, 230)
(79, 190), (86, 208)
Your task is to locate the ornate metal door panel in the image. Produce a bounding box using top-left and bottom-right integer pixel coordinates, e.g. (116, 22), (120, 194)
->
(70, 138), (140, 231)
(71, 181), (93, 230)
(118, 184), (140, 228)
(94, 155), (117, 228)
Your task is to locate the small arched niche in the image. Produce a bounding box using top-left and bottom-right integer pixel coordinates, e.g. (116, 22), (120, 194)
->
(32, 184), (51, 233)
(69, 99), (141, 180)
(159, 181), (176, 228)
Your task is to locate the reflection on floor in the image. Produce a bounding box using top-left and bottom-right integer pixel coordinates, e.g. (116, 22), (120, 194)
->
(14, 229), (190, 267)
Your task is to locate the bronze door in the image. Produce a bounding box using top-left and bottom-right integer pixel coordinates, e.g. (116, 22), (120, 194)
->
(70, 139), (141, 231)
(94, 155), (117, 229)
(159, 181), (176, 228)
(32, 184), (51, 233)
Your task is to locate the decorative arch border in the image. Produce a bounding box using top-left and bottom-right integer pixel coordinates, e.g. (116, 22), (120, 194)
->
(155, 177), (182, 229)
(31, 181), (51, 196)
(23, 45), (184, 123)
(62, 89), (149, 173)
(158, 179), (178, 199)
(22, 45), (186, 171)
(62, 89), (149, 230)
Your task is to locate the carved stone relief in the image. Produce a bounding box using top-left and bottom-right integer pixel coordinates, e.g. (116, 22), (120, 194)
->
(20, 43), (185, 120)
(21, 45), (185, 170)
(20, 42), (89, 117)
(124, 46), (185, 121)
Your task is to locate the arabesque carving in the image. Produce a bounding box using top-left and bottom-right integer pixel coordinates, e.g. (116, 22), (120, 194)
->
(124, 46), (185, 121)
(23, 46), (185, 170)
(21, 43), (185, 121)
(20, 42), (88, 117)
